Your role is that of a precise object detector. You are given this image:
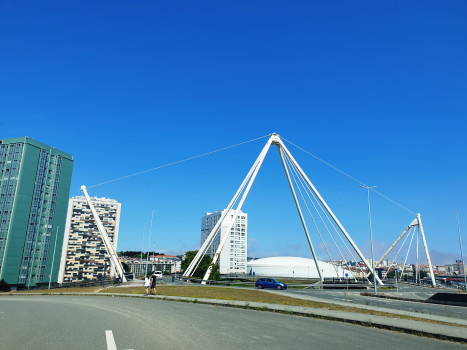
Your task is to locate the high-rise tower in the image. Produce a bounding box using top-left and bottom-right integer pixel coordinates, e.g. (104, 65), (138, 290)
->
(57, 196), (121, 283)
(201, 209), (247, 274)
(0, 137), (73, 286)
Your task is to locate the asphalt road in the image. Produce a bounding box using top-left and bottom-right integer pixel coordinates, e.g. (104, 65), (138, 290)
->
(0, 295), (463, 350)
(286, 284), (467, 320)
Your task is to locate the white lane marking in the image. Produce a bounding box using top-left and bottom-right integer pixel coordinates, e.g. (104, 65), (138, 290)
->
(106, 330), (117, 350)
(106, 330), (134, 350)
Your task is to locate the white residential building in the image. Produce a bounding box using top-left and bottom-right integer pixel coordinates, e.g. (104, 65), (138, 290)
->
(57, 196), (121, 283)
(201, 209), (247, 274)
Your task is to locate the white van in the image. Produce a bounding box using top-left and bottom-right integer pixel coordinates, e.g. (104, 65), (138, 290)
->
(154, 271), (163, 278)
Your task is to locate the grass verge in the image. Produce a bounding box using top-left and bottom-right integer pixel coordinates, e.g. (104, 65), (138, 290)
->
(99, 286), (464, 328)
(9, 287), (101, 294)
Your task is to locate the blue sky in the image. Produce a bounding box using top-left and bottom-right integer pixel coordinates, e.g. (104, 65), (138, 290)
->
(1, 1), (466, 265)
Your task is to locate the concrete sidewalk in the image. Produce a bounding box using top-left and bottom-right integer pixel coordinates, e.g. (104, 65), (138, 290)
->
(8, 291), (467, 343)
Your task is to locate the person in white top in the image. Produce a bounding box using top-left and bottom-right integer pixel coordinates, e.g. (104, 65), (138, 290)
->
(144, 274), (151, 296)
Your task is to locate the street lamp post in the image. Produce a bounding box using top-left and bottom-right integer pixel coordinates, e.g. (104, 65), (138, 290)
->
(48, 226), (60, 289)
(394, 267), (399, 295)
(360, 185), (378, 296)
(153, 241), (156, 275)
(103, 261), (107, 288)
(145, 211), (155, 276)
(140, 223), (146, 278)
(455, 212), (467, 292)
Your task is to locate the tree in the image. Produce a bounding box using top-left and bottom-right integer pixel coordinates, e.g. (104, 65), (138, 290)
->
(118, 251), (166, 259)
(0, 279), (11, 292)
(121, 262), (130, 273)
(386, 270), (402, 279)
(419, 271), (428, 279)
(181, 250), (220, 280)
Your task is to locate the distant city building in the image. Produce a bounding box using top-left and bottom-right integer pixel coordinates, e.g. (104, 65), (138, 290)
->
(149, 254), (177, 262)
(201, 209), (247, 274)
(453, 262), (467, 275)
(57, 196), (121, 283)
(122, 257), (179, 277)
(0, 137), (73, 286)
(437, 266), (446, 273)
(148, 255), (181, 272)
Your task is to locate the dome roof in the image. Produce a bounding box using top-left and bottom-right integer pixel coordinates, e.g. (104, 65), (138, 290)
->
(246, 256), (348, 278)
(249, 256), (326, 267)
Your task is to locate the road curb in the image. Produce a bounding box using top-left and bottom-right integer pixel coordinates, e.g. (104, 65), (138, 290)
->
(5, 292), (467, 343)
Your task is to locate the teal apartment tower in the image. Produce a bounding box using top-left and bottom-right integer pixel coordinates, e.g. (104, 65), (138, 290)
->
(0, 137), (73, 287)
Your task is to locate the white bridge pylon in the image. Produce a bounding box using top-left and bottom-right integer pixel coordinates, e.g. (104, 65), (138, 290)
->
(184, 133), (384, 285)
(80, 185), (127, 283)
(375, 214), (436, 286)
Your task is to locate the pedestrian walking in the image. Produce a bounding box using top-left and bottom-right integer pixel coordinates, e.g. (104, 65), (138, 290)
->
(151, 272), (157, 295)
(144, 274), (151, 296)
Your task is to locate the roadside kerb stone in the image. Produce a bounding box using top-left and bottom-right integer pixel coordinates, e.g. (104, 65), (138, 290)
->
(7, 292), (467, 342)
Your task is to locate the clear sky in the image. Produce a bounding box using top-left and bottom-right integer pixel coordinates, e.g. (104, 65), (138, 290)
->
(1, 1), (466, 266)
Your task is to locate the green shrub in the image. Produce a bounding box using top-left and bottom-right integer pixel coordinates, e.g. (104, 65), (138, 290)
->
(0, 279), (11, 292)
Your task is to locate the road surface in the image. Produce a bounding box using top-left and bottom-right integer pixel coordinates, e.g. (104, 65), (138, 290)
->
(0, 295), (462, 350)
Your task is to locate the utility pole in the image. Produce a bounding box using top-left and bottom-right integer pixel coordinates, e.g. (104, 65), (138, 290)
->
(455, 212), (467, 292)
(145, 211), (155, 276)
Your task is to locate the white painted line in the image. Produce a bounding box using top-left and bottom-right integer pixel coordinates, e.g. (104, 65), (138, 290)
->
(106, 330), (117, 350)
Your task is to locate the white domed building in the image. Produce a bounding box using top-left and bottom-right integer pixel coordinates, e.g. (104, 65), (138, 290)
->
(247, 256), (348, 278)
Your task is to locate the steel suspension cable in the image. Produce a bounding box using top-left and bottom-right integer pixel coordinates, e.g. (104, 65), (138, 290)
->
(281, 137), (416, 215)
(282, 150), (340, 278)
(386, 227), (412, 279)
(300, 180), (368, 281)
(283, 150), (364, 281)
(301, 176), (361, 268)
(283, 151), (359, 280)
(284, 151), (357, 277)
(87, 134), (270, 189)
(400, 227), (416, 279)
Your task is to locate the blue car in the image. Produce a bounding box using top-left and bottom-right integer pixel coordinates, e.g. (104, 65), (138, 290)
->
(255, 278), (287, 290)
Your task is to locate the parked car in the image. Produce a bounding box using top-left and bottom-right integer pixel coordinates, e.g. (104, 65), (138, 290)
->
(154, 271), (163, 278)
(255, 278), (287, 290)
